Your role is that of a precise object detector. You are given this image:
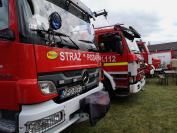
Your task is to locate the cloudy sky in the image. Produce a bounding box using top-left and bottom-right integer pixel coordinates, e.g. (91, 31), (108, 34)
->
(81, 0), (177, 44)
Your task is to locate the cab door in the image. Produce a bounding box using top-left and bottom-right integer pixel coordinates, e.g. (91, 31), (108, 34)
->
(98, 33), (128, 73)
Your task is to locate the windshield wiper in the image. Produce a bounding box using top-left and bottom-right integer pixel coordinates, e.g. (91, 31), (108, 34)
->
(0, 29), (15, 41)
(33, 29), (79, 49)
(79, 40), (93, 44)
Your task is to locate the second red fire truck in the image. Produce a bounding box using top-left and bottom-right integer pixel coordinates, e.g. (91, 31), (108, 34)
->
(95, 24), (146, 96)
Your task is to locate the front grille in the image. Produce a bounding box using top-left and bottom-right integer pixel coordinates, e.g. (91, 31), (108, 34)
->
(38, 68), (100, 102)
(63, 68), (98, 77)
(63, 70), (82, 77)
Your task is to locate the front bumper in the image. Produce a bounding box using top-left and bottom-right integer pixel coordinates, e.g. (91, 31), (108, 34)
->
(19, 83), (103, 133)
(130, 76), (146, 93)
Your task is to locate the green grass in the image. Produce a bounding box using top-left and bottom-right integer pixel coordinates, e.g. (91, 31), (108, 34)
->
(66, 78), (177, 133)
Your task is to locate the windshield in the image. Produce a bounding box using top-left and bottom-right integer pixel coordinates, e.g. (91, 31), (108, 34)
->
(31, 0), (94, 43)
(0, 0), (8, 30)
(126, 38), (140, 53)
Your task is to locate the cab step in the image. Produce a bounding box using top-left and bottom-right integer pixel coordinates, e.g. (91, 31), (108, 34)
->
(0, 119), (16, 133)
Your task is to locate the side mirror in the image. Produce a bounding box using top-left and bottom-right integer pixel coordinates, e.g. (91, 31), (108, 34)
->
(49, 12), (62, 31)
(129, 26), (141, 38)
(0, 29), (15, 41)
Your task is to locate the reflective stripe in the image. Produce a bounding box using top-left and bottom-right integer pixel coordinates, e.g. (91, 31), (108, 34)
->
(103, 62), (128, 66)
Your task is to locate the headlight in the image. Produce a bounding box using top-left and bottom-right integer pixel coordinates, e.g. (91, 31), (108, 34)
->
(38, 81), (57, 95)
(26, 111), (65, 133)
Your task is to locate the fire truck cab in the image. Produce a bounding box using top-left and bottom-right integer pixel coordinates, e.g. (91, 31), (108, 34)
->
(95, 25), (146, 96)
(0, 0), (110, 132)
(137, 40), (161, 76)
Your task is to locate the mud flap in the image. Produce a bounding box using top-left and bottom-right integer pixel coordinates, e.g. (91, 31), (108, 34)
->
(80, 91), (110, 126)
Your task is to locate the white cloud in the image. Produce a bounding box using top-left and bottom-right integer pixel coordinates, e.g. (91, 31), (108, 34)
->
(81, 0), (177, 44)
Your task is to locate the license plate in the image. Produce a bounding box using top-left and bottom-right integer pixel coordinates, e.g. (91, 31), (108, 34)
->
(60, 85), (83, 99)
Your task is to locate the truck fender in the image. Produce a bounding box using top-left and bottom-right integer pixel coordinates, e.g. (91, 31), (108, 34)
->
(103, 71), (116, 91)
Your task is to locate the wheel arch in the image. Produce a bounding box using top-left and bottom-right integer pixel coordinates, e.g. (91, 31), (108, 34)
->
(103, 71), (116, 91)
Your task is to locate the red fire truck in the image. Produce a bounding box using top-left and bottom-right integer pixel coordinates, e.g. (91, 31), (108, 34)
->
(95, 25), (146, 96)
(137, 40), (161, 76)
(0, 0), (110, 132)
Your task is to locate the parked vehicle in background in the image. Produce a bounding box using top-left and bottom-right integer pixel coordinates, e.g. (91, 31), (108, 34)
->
(0, 0), (110, 132)
(137, 40), (161, 76)
(95, 24), (146, 97)
(151, 50), (175, 70)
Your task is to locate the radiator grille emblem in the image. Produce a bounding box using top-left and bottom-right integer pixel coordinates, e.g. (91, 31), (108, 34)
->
(82, 70), (89, 85)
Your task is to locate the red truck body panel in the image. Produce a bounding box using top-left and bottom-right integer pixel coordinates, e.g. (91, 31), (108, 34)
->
(101, 53), (128, 72)
(0, 43), (101, 111)
(0, 42), (57, 110)
(34, 46), (100, 73)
